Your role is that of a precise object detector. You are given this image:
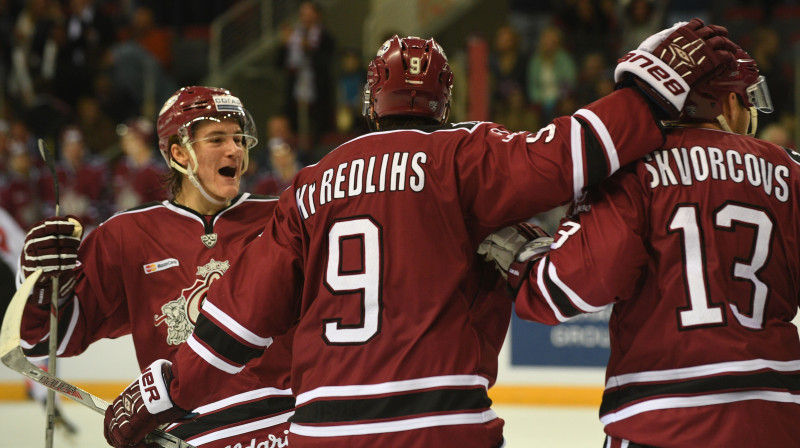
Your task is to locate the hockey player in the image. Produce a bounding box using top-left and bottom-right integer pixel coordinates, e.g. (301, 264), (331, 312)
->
(478, 44), (800, 446)
(18, 86), (294, 447)
(102, 20), (738, 447)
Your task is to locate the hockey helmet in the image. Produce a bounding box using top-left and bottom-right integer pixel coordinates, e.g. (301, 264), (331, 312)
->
(681, 48), (773, 136)
(362, 35), (453, 128)
(157, 86), (258, 168)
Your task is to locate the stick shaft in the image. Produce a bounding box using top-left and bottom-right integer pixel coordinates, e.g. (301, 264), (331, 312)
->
(39, 138), (59, 448)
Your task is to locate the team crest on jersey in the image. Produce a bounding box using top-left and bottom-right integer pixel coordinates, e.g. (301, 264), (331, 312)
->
(153, 259), (230, 345)
(201, 233), (218, 248)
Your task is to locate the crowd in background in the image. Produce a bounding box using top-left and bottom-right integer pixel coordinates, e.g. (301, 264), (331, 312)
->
(1, 0), (798, 232)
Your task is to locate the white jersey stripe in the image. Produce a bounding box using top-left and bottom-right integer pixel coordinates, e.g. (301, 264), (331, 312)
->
(295, 375), (490, 406)
(547, 260), (608, 313)
(290, 409), (498, 437)
(201, 300), (273, 348)
(574, 108), (620, 174)
(186, 334), (244, 375)
(22, 295), (81, 361)
(600, 390), (800, 425)
(569, 117), (585, 202)
(58, 293), (80, 355)
(191, 387), (293, 414)
(536, 258), (570, 323)
(606, 358), (800, 389)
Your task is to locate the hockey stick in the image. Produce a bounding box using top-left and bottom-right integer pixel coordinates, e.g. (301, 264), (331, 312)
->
(38, 138), (59, 448)
(1, 269), (197, 448)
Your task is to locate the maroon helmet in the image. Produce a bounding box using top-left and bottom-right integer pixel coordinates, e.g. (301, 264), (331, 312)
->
(156, 86), (257, 167)
(681, 48), (772, 135)
(363, 35), (453, 128)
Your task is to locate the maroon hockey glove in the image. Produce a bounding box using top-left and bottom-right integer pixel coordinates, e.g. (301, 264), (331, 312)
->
(478, 223), (552, 296)
(20, 216), (83, 307)
(104, 360), (190, 448)
(615, 18), (737, 118)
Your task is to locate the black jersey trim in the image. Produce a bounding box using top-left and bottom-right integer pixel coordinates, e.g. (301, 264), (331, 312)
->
(167, 395), (295, 439)
(600, 371), (800, 416)
(22, 301), (75, 357)
(574, 115), (609, 187)
(542, 259), (582, 318)
(194, 314), (264, 366)
(290, 387), (491, 424)
(246, 193), (280, 201)
(781, 146), (800, 166)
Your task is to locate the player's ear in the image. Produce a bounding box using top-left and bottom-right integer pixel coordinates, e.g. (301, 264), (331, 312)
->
(170, 143), (188, 166)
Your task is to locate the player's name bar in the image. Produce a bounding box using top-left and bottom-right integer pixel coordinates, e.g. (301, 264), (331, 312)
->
(0, 381), (603, 407)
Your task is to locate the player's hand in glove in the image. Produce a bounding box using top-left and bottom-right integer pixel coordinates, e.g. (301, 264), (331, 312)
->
(20, 215), (83, 306)
(615, 17), (738, 118)
(104, 360), (190, 448)
(478, 223), (553, 296)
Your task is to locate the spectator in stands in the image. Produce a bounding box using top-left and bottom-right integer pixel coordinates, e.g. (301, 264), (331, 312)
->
(574, 51), (614, 105)
(335, 47), (367, 138)
(251, 137), (303, 197)
(749, 25), (789, 130)
(0, 139), (42, 229)
(75, 95), (118, 157)
(489, 24), (529, 123)
(526, 25), (577, 123)
(129, 5), (172, 71)
(276, 0), (336, 159)
(8, 0), (62, 108)
(111, 117), (168, 212)
(99, 34), (178, 121)
(759, 121), (794, 148)
(54, 0), (116, 108)
(39, 126), (110, 229)
(491, 86), (540, 133)
(555, 0), (617, 62)
(618, 0), (667, 58)
(38, 126), (109, 227)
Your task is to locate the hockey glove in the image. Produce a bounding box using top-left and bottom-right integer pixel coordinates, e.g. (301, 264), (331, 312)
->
(615, 18), (737, 118)
(20, 216), (83, 307)
(478, 223), (553, 296)
(104, 360), (190, 448)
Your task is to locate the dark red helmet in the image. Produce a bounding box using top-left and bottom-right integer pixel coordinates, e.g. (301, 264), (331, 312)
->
(363, 35), (453, 126)
(681, 48), (773, 127)
(156, 86), (257, 167)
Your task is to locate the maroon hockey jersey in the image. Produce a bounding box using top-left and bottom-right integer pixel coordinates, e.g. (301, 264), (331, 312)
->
(169, 88), (667, 447)
(516, 127), (800, 447)
(20, 194), (294, 448)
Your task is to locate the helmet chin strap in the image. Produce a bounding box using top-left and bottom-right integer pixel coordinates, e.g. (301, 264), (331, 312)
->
(747, 107), (758, 137)
(170, 140), (229, 207)
(715, 107), (758, 137)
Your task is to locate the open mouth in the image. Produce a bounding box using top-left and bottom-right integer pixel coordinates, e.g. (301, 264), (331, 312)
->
(218, 166), (237, 178)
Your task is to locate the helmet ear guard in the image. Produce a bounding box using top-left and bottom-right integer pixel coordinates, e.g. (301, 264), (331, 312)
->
(362, 82), (378, 131)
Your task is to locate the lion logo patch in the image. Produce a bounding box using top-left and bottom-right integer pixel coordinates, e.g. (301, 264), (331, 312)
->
(154, 259), (230, 345)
